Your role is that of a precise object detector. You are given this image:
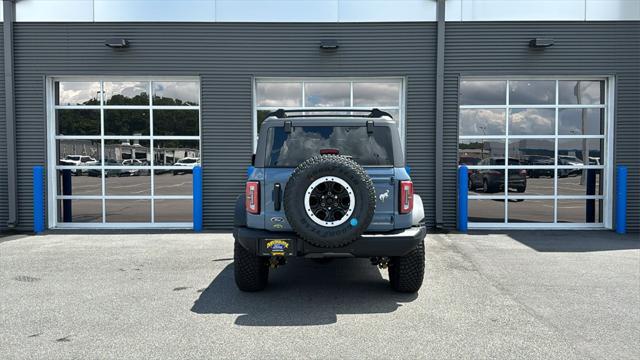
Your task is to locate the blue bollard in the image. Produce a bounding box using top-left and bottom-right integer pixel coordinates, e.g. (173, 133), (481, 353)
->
(458, 165), (468, 233)
(616, 166), (627, 234)
(33, 166), (45, 234)
(193, 166), (203, 232)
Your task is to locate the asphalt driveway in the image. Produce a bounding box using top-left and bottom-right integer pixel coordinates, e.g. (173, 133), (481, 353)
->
(1, 231), (638, 359)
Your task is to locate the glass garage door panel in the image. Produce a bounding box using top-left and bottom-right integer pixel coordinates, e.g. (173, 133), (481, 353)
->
(51, 78), (200, 227)
(459, 78), (608, 228)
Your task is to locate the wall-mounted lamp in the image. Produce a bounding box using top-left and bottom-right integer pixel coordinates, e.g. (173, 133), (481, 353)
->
(529, 38), (554, 48)
(320, 39), (339, 50)
(105, 38), (130, 49)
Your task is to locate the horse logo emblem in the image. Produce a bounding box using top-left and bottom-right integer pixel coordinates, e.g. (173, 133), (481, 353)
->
(379, 189), (390, 203)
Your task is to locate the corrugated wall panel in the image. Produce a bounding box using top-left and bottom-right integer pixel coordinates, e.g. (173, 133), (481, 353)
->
(0, 30), (6, 231)
(12, 23), (436, 230)
(444, 21), (640, 232)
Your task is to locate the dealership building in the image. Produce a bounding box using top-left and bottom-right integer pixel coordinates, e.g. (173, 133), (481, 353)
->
(0, 0), (638, 232)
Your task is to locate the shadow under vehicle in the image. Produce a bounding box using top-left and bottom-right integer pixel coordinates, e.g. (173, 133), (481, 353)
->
(469, 157), (527, 193)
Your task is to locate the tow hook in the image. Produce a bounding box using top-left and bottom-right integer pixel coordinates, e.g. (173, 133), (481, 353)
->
(370, 257), (390, 269)
(268, 257), (286, 269)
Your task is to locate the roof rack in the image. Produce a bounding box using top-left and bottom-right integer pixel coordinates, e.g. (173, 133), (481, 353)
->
(266, 108), (393, 119)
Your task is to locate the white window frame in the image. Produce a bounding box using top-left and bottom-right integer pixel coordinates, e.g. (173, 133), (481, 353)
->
(252, 77), (406, 151)
(46, 76), (202, 229)
(459, 76), (615, 230)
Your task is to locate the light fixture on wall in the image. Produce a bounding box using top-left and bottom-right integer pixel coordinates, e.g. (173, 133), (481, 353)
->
(105, 38), (130, 49)
(320, 39), (339, 50)
(529, 38), (554, 48)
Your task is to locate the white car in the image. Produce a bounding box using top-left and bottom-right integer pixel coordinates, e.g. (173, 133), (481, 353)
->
(172, 157), (199, 175)
(60, 155), (98, 175)
(120, 159), (150, 176)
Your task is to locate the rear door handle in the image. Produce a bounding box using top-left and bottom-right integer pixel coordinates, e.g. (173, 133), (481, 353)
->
(273, 183), (282, 211)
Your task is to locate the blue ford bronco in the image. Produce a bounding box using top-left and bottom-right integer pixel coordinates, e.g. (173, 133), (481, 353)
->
(233, 109), (427, 292)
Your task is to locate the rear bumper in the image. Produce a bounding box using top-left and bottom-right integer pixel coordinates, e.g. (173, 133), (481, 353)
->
(233, 225), (426, 257)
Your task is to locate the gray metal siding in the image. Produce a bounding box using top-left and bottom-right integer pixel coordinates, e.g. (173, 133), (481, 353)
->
(443, 21), (640, 231)
(11, 23), (436, 230)
(0, 30), (6, 231)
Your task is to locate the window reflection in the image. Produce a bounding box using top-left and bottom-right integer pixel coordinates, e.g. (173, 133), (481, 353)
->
(104, 109), (150, 135)
(509, 108), (555, 135)
(559, 81), (604, 105)
(459, 109), (505, 136)
(104, 81), (149, 105)
(508, 199), (554, 223)
(558, 139), (603, 166)
(469, 200), (504, 222)
(153, 110), (199, 136)
(154, 170), (193, 196)
(353, 82), (400, 107)
(557, 200), (602, 223)
(104, 140), (151, 165)
(558, 108), (604, 135)
(56, 109), (100, 135)
(57, 170), (101, 196)
(459, 80), (506, 105)
(304, 82), (350, 107)
(154, 140), (200, 166)
(508, 139), (554, 162)
(459, 139), (505, 165)
(57, 199), (102, 223)
(557, 169), (602, 196)
(509, 80), (555, 105)
(256, 82), (302, 107)
(106, 174), (151, 196)
(57, 139), (101, 166)
(154, 200), (193, 223)
(55, 81), (100, 106)
(106, 200), (151, 223)
(153, 81), (199, 106)
(468, 168), (506, 194)
(509, 169), (552, 195)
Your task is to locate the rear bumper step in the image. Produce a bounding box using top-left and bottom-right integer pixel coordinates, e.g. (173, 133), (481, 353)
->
(233, 226), (426, 257)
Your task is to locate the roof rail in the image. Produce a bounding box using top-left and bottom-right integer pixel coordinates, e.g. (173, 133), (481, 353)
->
(266, 108), (393, 119)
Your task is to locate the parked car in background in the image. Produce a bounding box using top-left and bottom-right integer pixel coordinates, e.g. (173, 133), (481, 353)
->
(121, 159), (150, 176)
(172, 157), (199, 175)
(59, 155), (98, 175)
(469, 157), (527, 193)
(522, 155), (554, 178)
(87, 159), (122, 177)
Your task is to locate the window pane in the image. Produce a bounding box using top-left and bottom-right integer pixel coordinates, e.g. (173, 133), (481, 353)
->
(459, 139), (505, 165)
(460, 80), (506, 105)
(154, 200), (193, 223)
(104, 140), (151, 164)
(154, 170), (193, 196)
(557, 200), (602, 223)
(153, 110), (199, 136)
(459, 109), (505, 136)
(153, 81), (199, 106)
(304, 82), (350, 107)
(469, 199), (504, 222)
(509, 80), (555, 105)
(508, 139), (554, 162)
(154, 140), (200, 166)
(104, 109), (150, 136)
(557, 169), (603, 196)
(558, 139), (604, 166)
(55, 81), (100, 106)
(469, 168), (505, 194)
(353, 82), (400, 107)
(559, 81), (604, 105)
(57, 139), (101, 166)
(256, 82), (302, 107)
(106, 200), (151, 222)
(509, 108), (555, 135)
(56, 170), (101, 196)
(509, 169), (552, 195)
(508, 199), (554, 223)
(104, 81), (149, 105)
(106, 174), (151, 196)
(558, 108), (604, 135)
(57, 199), (102, 223)
(56, 109), (100, 135)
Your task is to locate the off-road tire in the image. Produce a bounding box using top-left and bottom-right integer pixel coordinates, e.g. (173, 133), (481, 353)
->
(388, 240), (425, 293)
(234, 241), (269, 292)
(284, 155), (376, 248)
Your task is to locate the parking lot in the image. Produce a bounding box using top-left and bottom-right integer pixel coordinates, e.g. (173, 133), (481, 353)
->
(1, 231), (638, 359)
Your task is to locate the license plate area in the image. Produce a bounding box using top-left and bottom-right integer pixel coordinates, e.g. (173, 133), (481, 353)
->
(260, 238), (296, 256)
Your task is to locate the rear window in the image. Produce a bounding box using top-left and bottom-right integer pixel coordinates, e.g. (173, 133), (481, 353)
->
(265, 126), (394, 167)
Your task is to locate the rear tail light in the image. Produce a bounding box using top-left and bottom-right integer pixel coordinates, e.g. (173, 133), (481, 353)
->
(246, 181), (260, 214)
(399, 181), (414, 214)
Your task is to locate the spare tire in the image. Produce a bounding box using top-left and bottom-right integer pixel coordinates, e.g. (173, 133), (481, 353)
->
(284, 155), (376, 248)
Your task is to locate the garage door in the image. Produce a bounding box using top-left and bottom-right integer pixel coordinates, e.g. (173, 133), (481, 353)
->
(458, 78), (613, 228)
